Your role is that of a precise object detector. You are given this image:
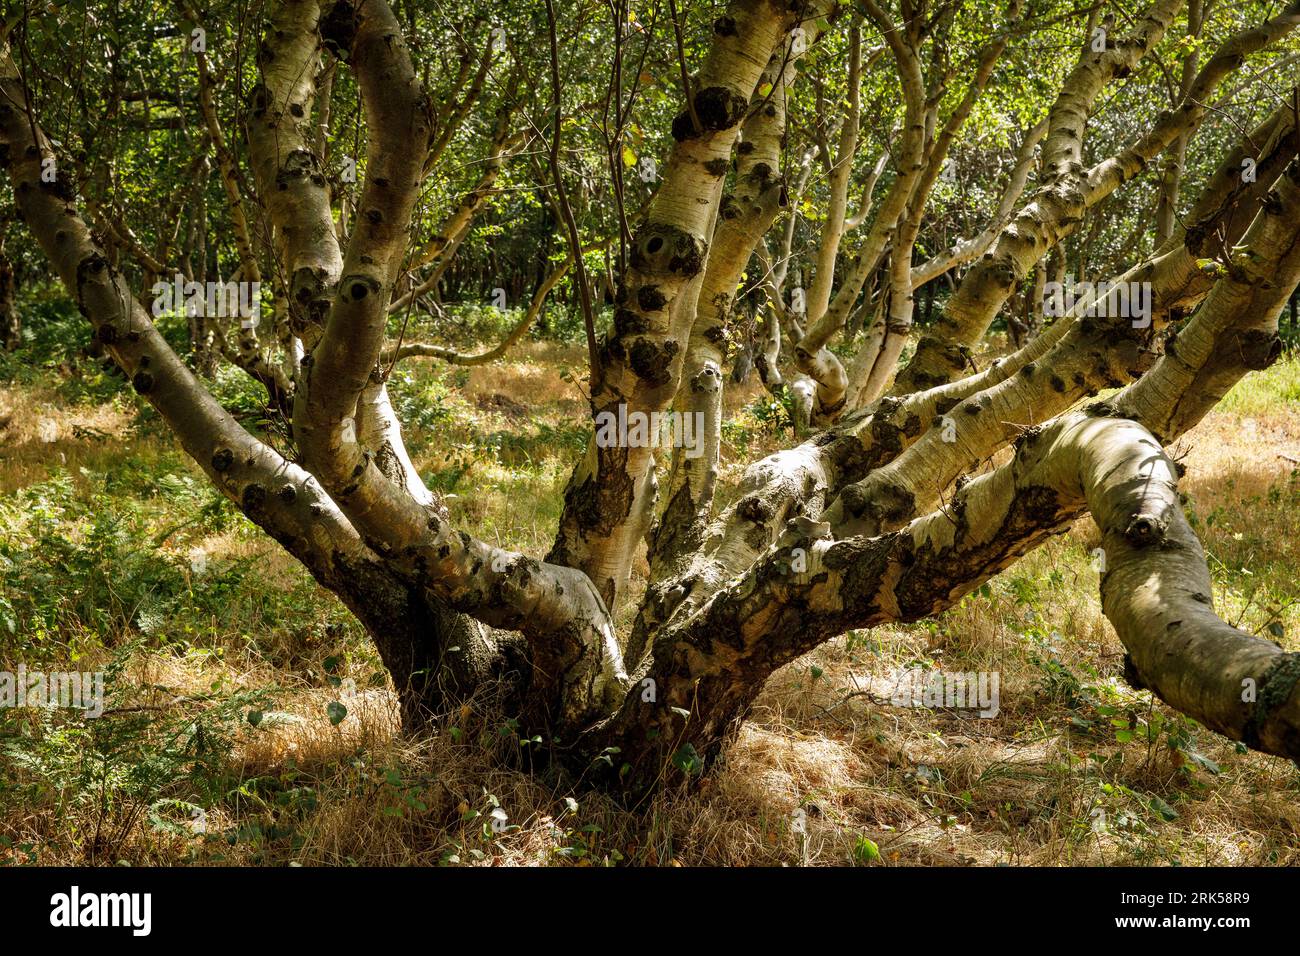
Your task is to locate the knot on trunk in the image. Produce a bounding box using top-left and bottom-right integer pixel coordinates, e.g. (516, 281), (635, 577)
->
(1123, 512), (1168, 547)
(1244, 652), (1300, 750)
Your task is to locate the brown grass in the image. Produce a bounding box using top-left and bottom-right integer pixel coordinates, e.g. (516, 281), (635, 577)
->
(2, 342), (1299, 867)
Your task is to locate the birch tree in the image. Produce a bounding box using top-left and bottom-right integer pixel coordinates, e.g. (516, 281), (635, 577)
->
(2, 0), (1299, 794)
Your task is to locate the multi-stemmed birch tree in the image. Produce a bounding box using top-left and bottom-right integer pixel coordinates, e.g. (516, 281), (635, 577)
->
(2, 0), (1299, 793)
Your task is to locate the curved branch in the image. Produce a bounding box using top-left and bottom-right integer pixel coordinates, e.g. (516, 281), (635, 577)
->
(382, 255), (572, 366)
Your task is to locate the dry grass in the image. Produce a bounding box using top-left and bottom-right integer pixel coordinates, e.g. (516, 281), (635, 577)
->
(0, 383), (138, 493)
(2, 340), (1299, 867)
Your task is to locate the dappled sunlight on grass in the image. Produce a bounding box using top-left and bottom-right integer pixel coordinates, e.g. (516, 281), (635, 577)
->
(3, 339), (1299, 866)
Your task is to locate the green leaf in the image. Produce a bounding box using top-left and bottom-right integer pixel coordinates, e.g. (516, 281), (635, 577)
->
(326, 701), (347, 726)
(1184, 750), (1220, 774)
(852, 836), (880, 863)
(247, 709), (263, 727)
(671, 743), (703, 775)
(1148, 795), (1179, 821)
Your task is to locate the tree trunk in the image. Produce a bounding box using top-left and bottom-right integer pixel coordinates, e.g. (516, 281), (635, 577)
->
(0, 245), (17, 351)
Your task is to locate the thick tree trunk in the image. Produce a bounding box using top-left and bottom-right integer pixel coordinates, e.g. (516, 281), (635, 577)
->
(0, 245), (17, 351)
(5, 0), (1300, 806)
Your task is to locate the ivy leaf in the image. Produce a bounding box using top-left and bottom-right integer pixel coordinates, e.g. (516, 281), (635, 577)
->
(326, 701), (347, 726)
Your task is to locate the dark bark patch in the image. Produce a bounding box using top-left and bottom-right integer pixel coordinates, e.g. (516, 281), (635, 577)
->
(646, 480), (699, 568)
(823, 430), (895, 483)
(866, 483), (916, 527)
(628, 337), (679, 388)
(320, 0), (359, 59)
(613, 308), (648, 336)
(671, 87), (748, 140)
(278, 149), (320, 188)
(630, 224), (706, 278)
(242, 483), (267, 511)
(736, 494), (773, 523)
(934, 395), (960, 416)
(344, 274), (381, 302)
(636, 285), (668, 312)
(1235, 329), (1282, 371)
(1012, 425), (1042, 452)
(1123, 512), (1168, 547)
(894, 484), (1067, 620)
(868, 416), (904, 455)
(39, 163), (76, 202)
(703, 85), (746, 126)
(839, 483), (868, 518)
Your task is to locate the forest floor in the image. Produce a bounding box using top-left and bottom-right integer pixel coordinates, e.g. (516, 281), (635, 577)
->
(2, 319), (1299, 866)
